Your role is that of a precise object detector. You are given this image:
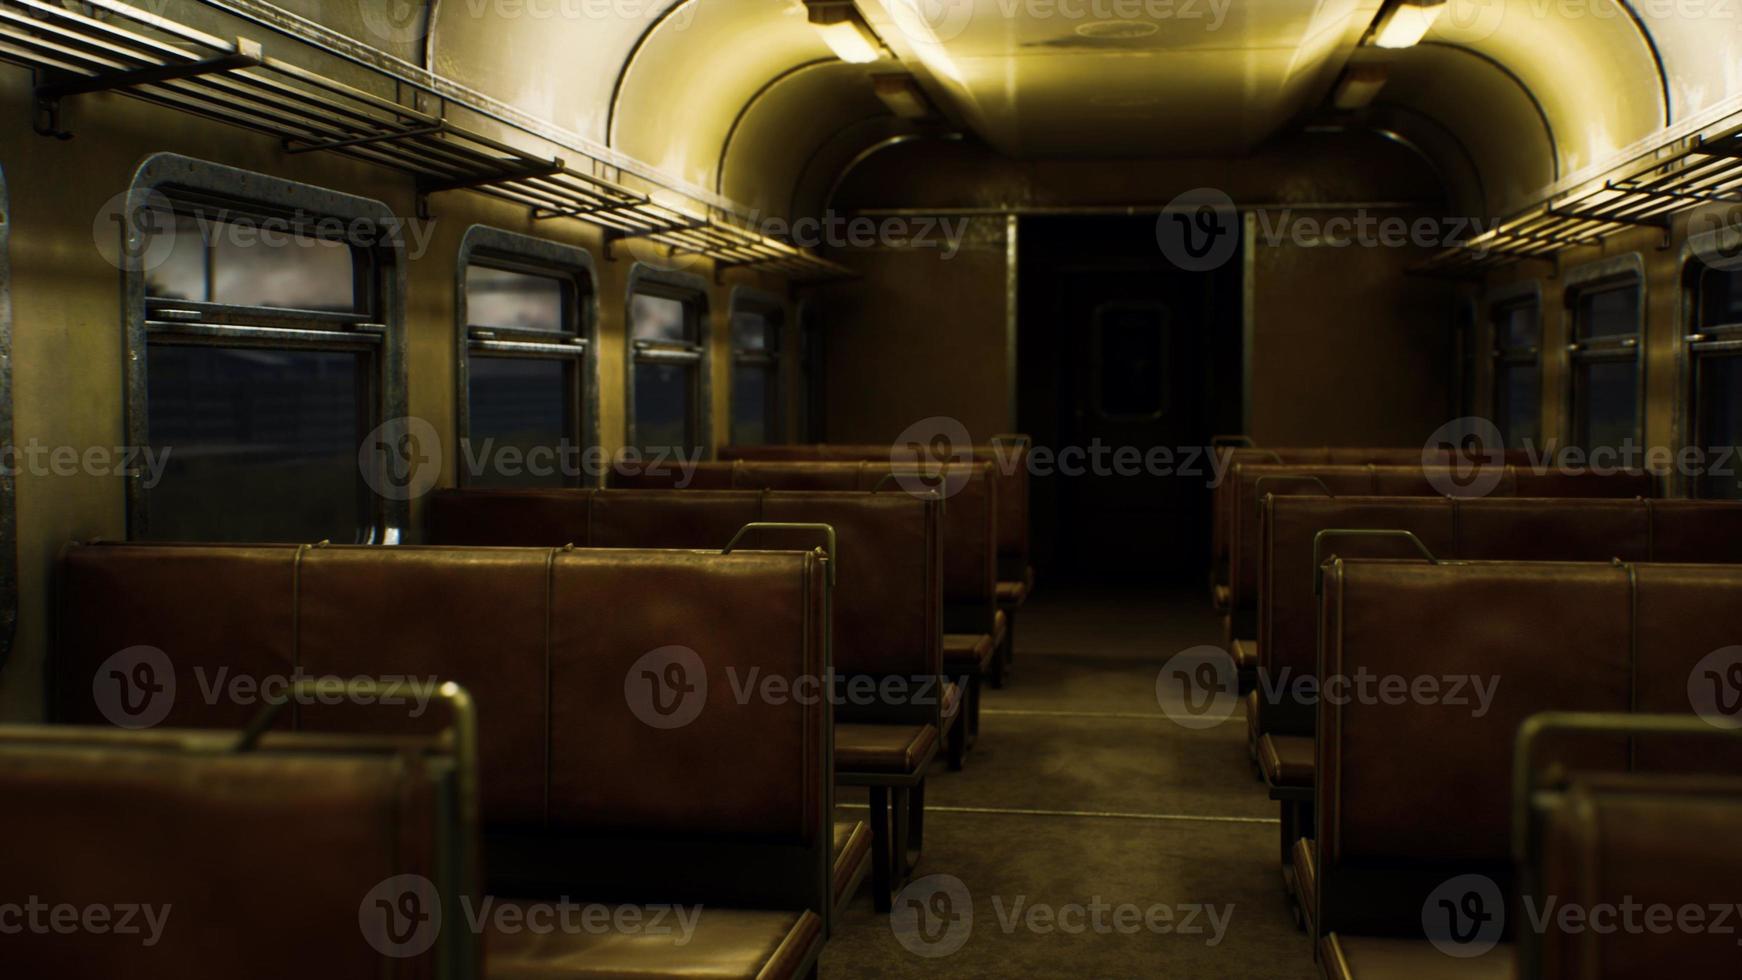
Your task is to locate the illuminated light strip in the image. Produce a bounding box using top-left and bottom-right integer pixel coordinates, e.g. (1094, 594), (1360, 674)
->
(836, 802), (1280, 826)
(980, 708), (1186, 721)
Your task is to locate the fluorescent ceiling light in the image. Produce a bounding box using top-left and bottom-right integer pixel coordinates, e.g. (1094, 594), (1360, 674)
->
(1332, 64), (1388, 110)
(873, 73), (933, 118)
(1371, 0), (1444, 49)
(808, 2), (884, 64)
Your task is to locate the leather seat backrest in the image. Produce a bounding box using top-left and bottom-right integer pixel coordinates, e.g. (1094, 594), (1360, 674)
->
(1532, 773), (1742, 978)
(0, 725), (467, 979)
(1315, 559), (1636, 935)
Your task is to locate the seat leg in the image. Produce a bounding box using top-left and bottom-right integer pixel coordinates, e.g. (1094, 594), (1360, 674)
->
(946, 693), (968, 771)
(1279, 799), (1298, 893)
(905, 779), (926, 874)
(965, 673), (981, 747)
(869, 785), (893, 913)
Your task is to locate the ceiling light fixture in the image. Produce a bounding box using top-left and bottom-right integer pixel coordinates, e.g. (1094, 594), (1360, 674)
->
(808, 1), (885, 64)
(1332, 64), (1388, 110)
(1370, 0), (1445, 49)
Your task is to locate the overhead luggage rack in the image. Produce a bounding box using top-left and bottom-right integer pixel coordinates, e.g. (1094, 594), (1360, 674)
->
(0, 0), (853, 282)
(1416, 118), (1742, 276)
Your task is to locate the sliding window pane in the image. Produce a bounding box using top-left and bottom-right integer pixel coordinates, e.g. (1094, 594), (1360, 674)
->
(467, 356), (572, 488)
(466, 265), (567, 334)
(1496, 362), (1540, 449)
(635, 361), (694, 453)
(1698, 352), (1742, 500)
(1700, 267), (1742, 328)
(145, 216), (361, 313)
(1496, 303), (1537, 349)
(1573, 358), (1639, 453)
(1574, 285), (1639, 340)
(145, 344), (366, 542)
(632, 294), (692, 343)
(732, 362), (771, 446)
(732, 312), (773, 351)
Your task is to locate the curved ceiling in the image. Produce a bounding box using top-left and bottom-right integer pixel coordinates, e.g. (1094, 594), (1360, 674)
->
(298, 0), (1742, 228)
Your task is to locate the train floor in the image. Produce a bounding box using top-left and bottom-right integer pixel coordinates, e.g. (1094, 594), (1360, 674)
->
(821, 586), (1318, 979)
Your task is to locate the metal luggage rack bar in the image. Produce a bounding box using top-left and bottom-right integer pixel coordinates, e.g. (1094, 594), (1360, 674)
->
(0, 0), (854, 282)
(1414, 115), (1742, 277)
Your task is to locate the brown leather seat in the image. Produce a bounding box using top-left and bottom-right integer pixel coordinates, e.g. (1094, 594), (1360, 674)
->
(944, 632), (996, 673)
(834, 722), (940, 775)
(0, 723), (477, 979)
(487, 907), (824, 980)
(1319, 935), (1516, 980)
(832, 820), (871, 908)
(1290, 836), (1316, 932)
(1258, 734), (1311, 788)
(1231, 637), (1257, 672)
(996, 578), (1028, 605)
(58, 542), (838, 952)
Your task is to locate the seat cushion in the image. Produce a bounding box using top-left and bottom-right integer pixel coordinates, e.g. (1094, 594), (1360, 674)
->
(996, 579), (1028, 607)
(834, 722), (939, 775)
(1319, 934), (1515, 980)
(831, 820), (871, 906)
(943, 633), (995, 672)
(1232, 637), (1258, 671)
(488, 905), (823, 980)
(1259, 734), (1314, 788)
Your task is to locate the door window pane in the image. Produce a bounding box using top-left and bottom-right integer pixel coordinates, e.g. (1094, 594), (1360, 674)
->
(1573, 358), (1639, 453)
(466, 265), (567, 334)
(1496, 302), (1538, 349)
(635, 361), (694, 453)
(145, 344), (367, 542)
(467, 357), (572, 487)
(1096, 305), (1168, 418)
(631, 293), (692, 343)
(732, 311), (773, 351)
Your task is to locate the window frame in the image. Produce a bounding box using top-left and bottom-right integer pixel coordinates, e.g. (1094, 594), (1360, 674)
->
(122, 154), (408, 543)
(0, 165), (15, 668)
(727, 286), (785, 446)
(624, 265), (711, 455)
(1488, 281), (1543, 450)
(1562, 255), (1646, 454)
(454, 226), (600, 488)
(1680, 223), (1742, 498)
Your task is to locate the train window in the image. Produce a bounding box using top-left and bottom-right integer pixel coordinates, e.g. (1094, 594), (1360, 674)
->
(1453, 299), (1478, 418)
(798, 303), (826, 442)
(146, 215), (362, 313)
(1567, 276), (1643, 454)
(1092, 303), (1170, 420)
(124, 155), (407, 543)
(1491, 296), (1541, 449)
(456, 228), (597, 488)
(627, 272), (709, 455)
(1687, 263), (1742, 499)
(729, 291), (783, 445)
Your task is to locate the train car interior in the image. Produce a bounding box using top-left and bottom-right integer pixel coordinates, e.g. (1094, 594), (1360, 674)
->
(4, 0), (1742, 976)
